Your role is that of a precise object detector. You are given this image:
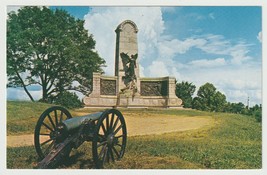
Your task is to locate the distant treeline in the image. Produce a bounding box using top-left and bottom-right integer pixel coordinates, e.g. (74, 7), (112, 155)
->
(176, 81), (262, 122)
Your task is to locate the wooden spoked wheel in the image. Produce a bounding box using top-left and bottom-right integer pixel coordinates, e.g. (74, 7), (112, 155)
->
(92, 109), (127, 168)
(34, 106), (72, 159)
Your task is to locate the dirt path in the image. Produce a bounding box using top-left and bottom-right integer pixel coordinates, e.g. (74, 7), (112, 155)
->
(7, 114), (214, 147)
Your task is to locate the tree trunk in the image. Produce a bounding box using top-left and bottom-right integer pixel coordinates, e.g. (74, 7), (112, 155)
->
(15, 71), (35, 102)
(42, 82), (48, 102)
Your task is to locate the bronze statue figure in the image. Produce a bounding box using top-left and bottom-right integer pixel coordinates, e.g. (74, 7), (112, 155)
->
(120, 52), (138, 83)
(120, 52), (138, 97)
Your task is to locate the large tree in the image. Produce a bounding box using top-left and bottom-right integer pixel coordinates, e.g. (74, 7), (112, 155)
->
(175, 81), (196, 108)
(7, 6), (105, 102)
(192, 82), (227, 112)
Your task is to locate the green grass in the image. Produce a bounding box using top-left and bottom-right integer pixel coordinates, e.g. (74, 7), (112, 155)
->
(6, 101), (209, 135)
(6, 101), (262, 169)
(119, 113), (261, 169)
(7, 101), (53, 135)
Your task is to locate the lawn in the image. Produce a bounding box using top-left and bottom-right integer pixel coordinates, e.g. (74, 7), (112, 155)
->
(6, 101), (262, 169)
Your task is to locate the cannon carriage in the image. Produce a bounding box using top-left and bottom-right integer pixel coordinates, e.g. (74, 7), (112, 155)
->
(34, 106), (127, 168)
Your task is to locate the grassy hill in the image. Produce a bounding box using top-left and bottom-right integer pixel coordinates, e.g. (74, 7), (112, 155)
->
(6, 101), (261, 169)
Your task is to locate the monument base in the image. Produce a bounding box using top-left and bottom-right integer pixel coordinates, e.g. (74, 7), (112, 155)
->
(83, 95), (182, 108)
(83, 73), (183, 108)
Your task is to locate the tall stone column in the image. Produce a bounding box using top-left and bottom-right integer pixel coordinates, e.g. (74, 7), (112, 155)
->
(114, 20), (140, 95)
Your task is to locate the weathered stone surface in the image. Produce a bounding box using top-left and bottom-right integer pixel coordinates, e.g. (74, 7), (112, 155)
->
(100, 79), (116, 95)
(140, 81), (168, 96)
(115, 20), (140, 96)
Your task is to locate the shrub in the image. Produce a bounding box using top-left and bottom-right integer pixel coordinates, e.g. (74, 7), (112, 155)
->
(254, 110), (262, 122)
(53, 91), (83, 109)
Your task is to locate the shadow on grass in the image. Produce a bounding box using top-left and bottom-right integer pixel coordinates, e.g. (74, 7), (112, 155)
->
(60, 152), (95, 169)
(7, 145), (96, 169)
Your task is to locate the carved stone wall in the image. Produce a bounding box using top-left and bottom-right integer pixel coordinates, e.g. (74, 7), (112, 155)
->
(140, 81), (168, 96)
(83, 73), (183, 108)
(100, 79), (116, 95)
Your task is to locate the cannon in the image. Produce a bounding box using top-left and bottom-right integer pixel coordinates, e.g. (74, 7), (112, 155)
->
(34, 106), (127, 169)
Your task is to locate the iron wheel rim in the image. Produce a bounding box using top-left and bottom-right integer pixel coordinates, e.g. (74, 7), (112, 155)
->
(34, 106), (72, 159)
(92, 109), (127, 168)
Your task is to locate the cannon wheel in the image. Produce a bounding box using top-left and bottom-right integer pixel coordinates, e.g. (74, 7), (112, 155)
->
(34, 106), (72, 159)
(92, 109), (127, 168)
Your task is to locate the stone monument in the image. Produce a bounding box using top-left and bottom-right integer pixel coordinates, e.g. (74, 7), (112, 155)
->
(83, 20), (182, 108)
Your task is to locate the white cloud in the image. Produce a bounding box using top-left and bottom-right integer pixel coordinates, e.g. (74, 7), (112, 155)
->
(84, 7), (164, 76)
(170, 67), (182, 80)
(218, 78), (260, 92)
(158, 38), (207, 58)
(157, 34), (252, 67)
(195, 35), (232, 55)
(155, 33), (252, 67)
(139, 65), (145, 77)
(257, 31), (262, 43)
(147, 61), (170, 77)
(188, 58), (226, 68)
(7, 6), (21, 14)
(7, 88), (42, 101)
(226, 90), (248, 102)
(224, 89), (261, 107)
(228, 43), (252, 65)
(193, 35), (252, 65)
(219, 69), (261, 105)
(179, 62), (261, 105)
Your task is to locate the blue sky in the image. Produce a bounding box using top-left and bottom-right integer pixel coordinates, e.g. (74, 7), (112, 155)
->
(7, 6), (262, 106)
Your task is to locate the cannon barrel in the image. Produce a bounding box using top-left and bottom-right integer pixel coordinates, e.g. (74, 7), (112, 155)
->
(60, 112), (103, 132)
